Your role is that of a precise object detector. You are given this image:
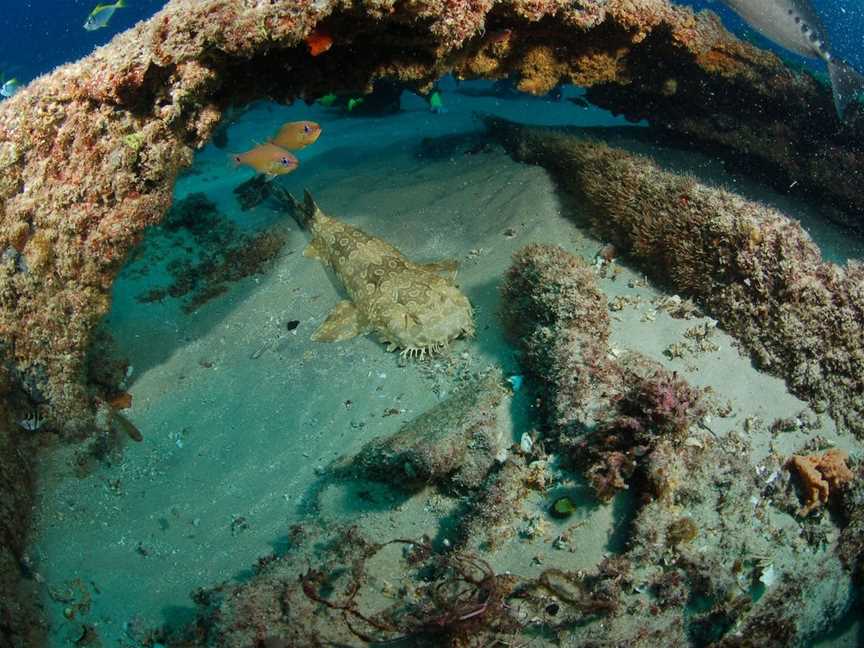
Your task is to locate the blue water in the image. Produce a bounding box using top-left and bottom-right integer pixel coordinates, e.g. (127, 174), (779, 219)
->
(0, 1), (861, 88)
(0, 0), (167, 84)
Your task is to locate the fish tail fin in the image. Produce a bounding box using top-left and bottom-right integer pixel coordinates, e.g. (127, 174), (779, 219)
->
(275, 188), (314, 229)
(303, 189), (323, 220)
(828, 59), (864, 121)
(269, 185), (322, 229)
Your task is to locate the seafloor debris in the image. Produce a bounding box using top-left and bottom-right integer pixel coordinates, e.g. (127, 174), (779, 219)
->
(332, 369), (507, 493)
(486, 116), (864, 439)
(160, 522), (625, 647)
(499, 237), (858, 645)
(786, 448), (855, 516)
(454, 453), (531, 551)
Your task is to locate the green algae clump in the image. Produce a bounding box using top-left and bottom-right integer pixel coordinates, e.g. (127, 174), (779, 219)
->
(551, 495), (577, 519)
(122, 132), (145, 152)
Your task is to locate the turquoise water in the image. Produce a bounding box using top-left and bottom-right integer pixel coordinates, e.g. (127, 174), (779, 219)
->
(2, 1), (863, 646)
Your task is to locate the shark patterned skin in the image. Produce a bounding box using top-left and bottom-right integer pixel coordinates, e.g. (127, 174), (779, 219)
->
(277, 188), (475, 357)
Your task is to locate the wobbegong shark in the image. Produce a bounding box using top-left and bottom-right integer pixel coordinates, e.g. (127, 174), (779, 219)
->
(278, 188), (474, 357)
(718, 0), (864, 119)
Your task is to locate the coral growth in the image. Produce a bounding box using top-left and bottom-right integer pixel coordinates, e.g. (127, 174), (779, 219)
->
(569, 355), (706, 501)
(838, 459), (864, 581)
(485, 116), (864, 438)
(500, 244), (611, 428)
(787, 448), (855, 516)
(336, 369), (507, 493)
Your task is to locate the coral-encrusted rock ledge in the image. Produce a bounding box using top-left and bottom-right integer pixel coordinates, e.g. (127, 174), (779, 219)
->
(484, 116), (864, 438)
(0, 0), (859, 429)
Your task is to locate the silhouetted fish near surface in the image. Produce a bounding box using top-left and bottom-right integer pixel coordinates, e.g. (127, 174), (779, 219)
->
(719, 0), (864, 119)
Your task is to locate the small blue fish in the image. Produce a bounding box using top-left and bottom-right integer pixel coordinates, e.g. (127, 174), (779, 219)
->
(0, 78), (20, 99)
(84, 0), (127, 31)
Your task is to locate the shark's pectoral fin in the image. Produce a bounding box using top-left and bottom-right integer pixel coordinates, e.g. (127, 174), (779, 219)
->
(312, 300), (365, 342)
(418, 259), (459, 280)
(303, 242), (323, 259)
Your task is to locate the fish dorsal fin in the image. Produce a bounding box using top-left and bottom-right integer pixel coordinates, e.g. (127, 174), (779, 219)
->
(312, 300), (365, 342)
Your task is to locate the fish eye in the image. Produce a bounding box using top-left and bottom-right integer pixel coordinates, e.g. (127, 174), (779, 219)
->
(304, 124), (310, 133)
(281, 157), (292, 165)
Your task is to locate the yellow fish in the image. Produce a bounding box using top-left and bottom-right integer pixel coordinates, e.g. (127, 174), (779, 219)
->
(280, 189), (474, 357)
(233, 143), (298, 177)
(271, 121), (322, 150)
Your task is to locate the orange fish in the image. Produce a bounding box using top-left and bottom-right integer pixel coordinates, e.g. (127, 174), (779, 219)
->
(233, 143), (299, 177)
(306, 29), (333, 56)
(271, 120), (322, 150)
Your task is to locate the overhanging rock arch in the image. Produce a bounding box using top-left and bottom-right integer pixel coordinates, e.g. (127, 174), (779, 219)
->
(0, 0), (861, 429)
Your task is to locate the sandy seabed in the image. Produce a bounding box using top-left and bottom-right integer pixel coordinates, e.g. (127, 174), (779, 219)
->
(28, 80), (863, 646)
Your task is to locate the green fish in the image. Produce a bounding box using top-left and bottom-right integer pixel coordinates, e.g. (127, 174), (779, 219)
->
(84, 0), (126, 31)
(428, 90), (444, 111)
(317, 93), (338, 107)
(0, 77), (20, 99)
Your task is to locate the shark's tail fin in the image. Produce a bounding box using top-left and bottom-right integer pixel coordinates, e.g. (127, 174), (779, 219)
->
(828, 59), (864, 121)
(277, 187), (322, 230)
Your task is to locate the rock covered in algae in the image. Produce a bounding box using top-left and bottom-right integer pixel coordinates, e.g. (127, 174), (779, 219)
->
(559, 351), (708, 502)
(837, 458), (864, 582)
(501, 243), (612, 429)
(336, 369), (509, 493)
(0, 0), (856, 431)
(485, 116), (864, 439)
